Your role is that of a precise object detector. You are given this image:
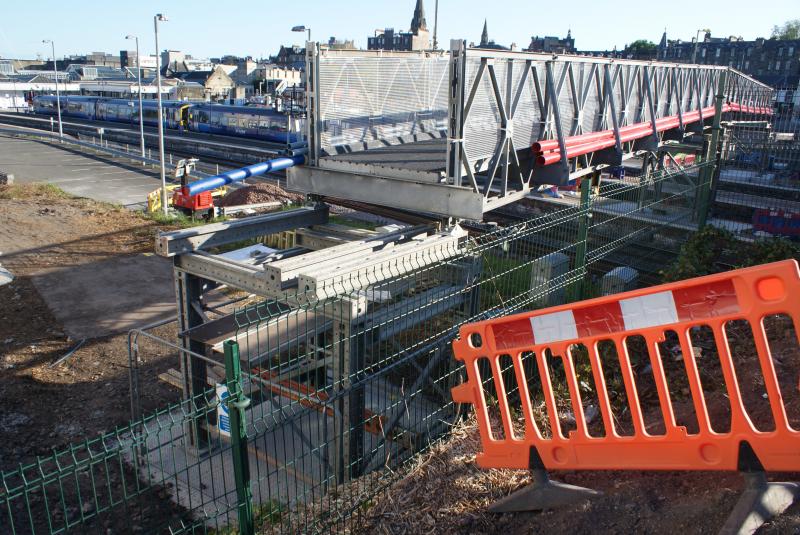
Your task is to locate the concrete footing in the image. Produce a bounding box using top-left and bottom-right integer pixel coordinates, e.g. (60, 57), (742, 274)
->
(719, 472), (799, 535)
(489, 468), (601, 513)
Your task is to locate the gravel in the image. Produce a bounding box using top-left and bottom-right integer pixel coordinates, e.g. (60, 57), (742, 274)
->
(217, 181), (304, 207)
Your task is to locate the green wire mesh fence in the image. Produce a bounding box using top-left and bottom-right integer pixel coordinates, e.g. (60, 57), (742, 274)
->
(1, 151), (756, 534)
(712, 83), (799, 240)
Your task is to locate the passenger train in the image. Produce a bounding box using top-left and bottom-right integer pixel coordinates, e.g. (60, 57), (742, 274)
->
(31, 95), (303, 144)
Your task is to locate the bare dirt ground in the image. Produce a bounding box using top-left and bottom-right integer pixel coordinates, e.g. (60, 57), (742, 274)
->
(0, 184), (183, 465)
(0, 184), (190, 532)
(217, 180), (304, 207)
(360, 413), (800, 535)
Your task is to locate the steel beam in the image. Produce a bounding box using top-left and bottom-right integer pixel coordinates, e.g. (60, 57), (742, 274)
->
(156, 205), (329, 257)
(175, 252), (273, 296)
(297, 229), (466, 301)
(289, 165), (486, 220)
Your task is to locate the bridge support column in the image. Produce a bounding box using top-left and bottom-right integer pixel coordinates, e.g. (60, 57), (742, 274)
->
(569, 173), (594, 302)
(698, 70), (728, 228)
(174, 267), (214, 452)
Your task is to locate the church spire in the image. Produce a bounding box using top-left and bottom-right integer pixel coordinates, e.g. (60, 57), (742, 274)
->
(659, 28), (667, 48)
(411, 0), (427, 33)
(481, 19), (489, 47)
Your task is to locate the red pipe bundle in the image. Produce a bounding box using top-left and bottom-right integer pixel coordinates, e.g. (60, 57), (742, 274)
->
(531, 101), (768, 166)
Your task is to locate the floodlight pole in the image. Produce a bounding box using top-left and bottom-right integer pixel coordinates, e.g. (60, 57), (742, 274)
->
(43, 40), (63, 138)
(126, 35), (146, 161)
(154, 14), (169, 216)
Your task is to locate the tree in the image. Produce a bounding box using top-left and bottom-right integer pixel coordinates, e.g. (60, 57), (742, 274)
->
(771, 19), (800, 40)
(626, 39), (658, 58)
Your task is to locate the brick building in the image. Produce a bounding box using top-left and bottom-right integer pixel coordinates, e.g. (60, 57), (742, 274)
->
(527, 30), (575, 54)
(367, 0), (430, 51)
(658, 30), (800, 88)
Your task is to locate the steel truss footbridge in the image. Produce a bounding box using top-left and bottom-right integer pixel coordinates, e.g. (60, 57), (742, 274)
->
(289, 40), (773, 219)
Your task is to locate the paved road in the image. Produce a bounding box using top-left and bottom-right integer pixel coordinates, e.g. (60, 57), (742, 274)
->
(0, 134), (166, 208)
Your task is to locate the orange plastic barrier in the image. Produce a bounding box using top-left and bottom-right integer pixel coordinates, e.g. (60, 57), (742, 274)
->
(452, 260), (800, 473)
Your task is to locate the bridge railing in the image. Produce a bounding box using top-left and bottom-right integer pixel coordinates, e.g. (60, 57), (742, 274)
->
(305, 47), (450, 162)
(446, 46), (773, 193)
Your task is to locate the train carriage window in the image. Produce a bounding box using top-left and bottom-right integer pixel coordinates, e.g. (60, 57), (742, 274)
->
(249, 120), (258, 129)
(258, 119), (270, 128)
(228, 117), (237, 127)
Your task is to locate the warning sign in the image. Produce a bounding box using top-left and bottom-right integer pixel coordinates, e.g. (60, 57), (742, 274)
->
(216, 383), (231, 437)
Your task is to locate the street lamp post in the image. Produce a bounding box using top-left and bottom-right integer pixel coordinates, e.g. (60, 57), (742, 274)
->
(42, 39), (63, 138)
(126, 35), (146, 162)
(692, 28), (711, 64)
(433, 0), (439, 50)
(290, 26), (311, 150)
(291, 25), (311, 42)
(12, 76), (19, 111)
(153, 13), (169, 216)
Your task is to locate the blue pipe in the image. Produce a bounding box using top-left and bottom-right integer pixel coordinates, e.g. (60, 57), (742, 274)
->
(186, 154), (306, 196)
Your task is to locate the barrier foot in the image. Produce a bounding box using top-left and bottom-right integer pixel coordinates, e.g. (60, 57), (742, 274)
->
(489, 468), (601, 513)
(718, 472), (799, 535)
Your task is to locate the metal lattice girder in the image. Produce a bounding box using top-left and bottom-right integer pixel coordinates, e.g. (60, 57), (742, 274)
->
(262, 224), (432, 293)
(453, 50), (771, 187)
(297, 226), (467, 301)
(296, 44), (772, 219)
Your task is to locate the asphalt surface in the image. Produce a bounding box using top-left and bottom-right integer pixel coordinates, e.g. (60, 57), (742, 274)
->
(0, 134), (167, 207)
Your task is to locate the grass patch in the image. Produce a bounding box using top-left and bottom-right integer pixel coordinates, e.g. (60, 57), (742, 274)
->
(329, 215), (378, 231)
(479, 254), (533, 310)
(144, 210), (227, 229)
(0, 182), (72, 201)
(209, 500), (285, 534)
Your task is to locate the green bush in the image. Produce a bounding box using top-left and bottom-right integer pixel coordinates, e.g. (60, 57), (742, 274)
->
(661, 226), (800, 282)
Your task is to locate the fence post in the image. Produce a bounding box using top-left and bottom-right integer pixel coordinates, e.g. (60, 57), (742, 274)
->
(223, 340), (254, 535)
(697, 69), (727, 228)
(569, 175), (592, 302)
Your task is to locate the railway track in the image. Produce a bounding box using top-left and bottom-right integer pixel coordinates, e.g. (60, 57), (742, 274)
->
(0, 112), (286, 169)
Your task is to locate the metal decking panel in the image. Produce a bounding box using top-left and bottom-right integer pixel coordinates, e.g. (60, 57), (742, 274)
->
(322, 138), (446, 177)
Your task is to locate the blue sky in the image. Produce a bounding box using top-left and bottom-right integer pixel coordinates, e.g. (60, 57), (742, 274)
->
(1, 0), (796, 60)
